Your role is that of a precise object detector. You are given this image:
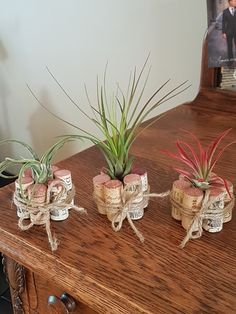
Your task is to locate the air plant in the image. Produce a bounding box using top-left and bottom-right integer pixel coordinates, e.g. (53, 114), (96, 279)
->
(0, 136), (74, 186)
(162, 129), (236, 193)
(27, 58), (190, 181)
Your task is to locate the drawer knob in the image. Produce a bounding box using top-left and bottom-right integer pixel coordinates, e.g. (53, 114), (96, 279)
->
(60, 293), (76, 312)
(48, 293), (76, 312)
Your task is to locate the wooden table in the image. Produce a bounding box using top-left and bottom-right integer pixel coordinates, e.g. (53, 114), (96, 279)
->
(1, 84), (236, 314)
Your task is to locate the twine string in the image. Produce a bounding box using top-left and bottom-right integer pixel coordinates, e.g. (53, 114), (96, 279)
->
(170, 190), (235, 248)
(14, 181), (86, 251)
(94, 187), (170, 242)
(144, 191), (170, 198)
(179, 190), (210, 248)
(126, 212), (145, 243)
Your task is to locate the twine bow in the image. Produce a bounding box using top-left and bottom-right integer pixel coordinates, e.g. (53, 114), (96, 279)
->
(14, 180), (86, 251)
(94, 187), (170, 242)
(111, 187), (145, 242)
(173, 190), (235, 248)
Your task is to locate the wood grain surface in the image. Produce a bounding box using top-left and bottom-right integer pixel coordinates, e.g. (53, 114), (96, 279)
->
(0, 88), (236, 313)
(1, 43), (236, 313)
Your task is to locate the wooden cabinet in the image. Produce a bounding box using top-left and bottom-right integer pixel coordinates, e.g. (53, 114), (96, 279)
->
(0, 42), (236, 313)
(1, 86), (236, 313)
(3, 255), (96, 314)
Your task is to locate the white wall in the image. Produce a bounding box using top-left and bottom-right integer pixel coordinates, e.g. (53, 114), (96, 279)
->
(0, 0), (207, 165)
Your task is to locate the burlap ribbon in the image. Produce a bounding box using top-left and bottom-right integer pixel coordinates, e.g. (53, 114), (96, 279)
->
(94, 187), (170, 242)
(170, 190), (235, 248)
(13, 180), (86, 251)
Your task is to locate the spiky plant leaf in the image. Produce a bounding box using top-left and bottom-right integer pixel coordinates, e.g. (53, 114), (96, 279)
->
(0, 137), (76, 187)
(27, 58), (189, 180)
(0, 139), (39, 160)
(163, 129), (236, 194)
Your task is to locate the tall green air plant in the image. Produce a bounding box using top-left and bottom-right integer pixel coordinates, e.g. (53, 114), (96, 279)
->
(0, 136), (74, 185)
(27, 57), (190, 180)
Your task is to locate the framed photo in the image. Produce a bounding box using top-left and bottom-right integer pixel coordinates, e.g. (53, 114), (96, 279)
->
(207, 0), (236, 68)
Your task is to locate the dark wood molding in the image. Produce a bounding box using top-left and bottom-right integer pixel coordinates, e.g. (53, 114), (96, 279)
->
(2, 254), (26, 314)
(200, 38), (221, 89)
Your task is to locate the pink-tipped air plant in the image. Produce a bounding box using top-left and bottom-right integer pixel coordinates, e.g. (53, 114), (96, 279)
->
(162, 129), (236, 196)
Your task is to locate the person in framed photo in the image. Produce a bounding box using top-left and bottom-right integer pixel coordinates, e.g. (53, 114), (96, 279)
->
(222, 0), (236, 63)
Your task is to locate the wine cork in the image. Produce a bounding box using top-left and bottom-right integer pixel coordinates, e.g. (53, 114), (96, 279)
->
(131, 167), (148, 191)
(47, 179), (63, 197)
(182, 187), (204, 209)
(222, 180), (234, 223)
(181, 187), (204, 231)
(22, 168), (33, 178)
(54, 169), (74, 209)
(54, 170), (75, 213)
(217, 180), (233, 223)
(15, 177), (34, 218)
(93, 174), (111, 196)
(171, 180), (192, 221)
(46, 179), (69, 221)
(27, 184), (48, 225)
(51, 208), (69, 221)
(123, 174), (144, 221)
(28, 183), (47, 204)
(104, 180), (122, 204)
(104, 180), (123, 222)
(53, 169), (74, 214)
(220, 180), (234, 203)
(15, 176), (34, 195)
(123, 174), (143, 203)
(54, 169), (72, 191)
(203, 188), (224, 233)
(93, 174), (111, 214)
(131, 168), (149, 209)
(128, 202), (144, 220)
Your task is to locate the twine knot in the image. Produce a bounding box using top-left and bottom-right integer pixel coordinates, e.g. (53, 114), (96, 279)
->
(94, 187), (170, 242)
(14, 180), (86, 251)
(170, 190), (235, 248)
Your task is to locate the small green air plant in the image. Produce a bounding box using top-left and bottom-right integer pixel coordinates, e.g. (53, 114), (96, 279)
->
(27, 57), (190, 181)
(0, 136), (74, 196)
(162, 129), (236, 195)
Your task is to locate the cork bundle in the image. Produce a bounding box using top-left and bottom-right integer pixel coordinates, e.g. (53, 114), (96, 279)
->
(164, 129), (236, 247)
(170, 175), (234, 247)
(14, 166), (85, 251)
(163, 129), (236, 247)
(0, 137), (86, 251)
(14, 166), (75, 223)
(93, 168), (150, 241)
